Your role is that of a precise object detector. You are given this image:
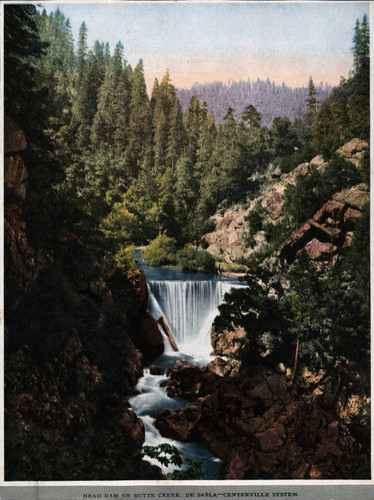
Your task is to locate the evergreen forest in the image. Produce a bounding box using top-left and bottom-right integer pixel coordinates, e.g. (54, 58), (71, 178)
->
(4, 4), (370, 481)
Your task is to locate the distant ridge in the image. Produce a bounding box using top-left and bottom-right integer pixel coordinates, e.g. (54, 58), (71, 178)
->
(177, 79), (332, 127)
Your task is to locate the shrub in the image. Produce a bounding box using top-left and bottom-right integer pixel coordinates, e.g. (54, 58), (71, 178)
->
(245, 202), (265, 234)
(215, 261), (249, 273)
(280, 143), (318, 174)
(114, 244), (137, 272)
(176, 244), (216, 273)
(143, 444), (204, 480)
(142, 235), (177, 267)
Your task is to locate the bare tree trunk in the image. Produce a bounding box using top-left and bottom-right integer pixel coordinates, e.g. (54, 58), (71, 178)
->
(292, 330), (300, 384)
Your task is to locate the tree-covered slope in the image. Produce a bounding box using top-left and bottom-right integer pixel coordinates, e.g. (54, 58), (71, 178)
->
(177, 79), (332, 127)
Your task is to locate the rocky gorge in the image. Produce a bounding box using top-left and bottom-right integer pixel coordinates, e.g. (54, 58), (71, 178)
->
(4, 117), (370, 480)
(150, 138), (370, 479)
(4, 118), (165, 480)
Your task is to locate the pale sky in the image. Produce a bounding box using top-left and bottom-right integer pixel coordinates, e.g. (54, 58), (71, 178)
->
(41, 1), (370, 91)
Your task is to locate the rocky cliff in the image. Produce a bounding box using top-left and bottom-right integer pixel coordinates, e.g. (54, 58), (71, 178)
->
(159, 136), (370, 479)
(4, 118), (164, 480)
(155, 363), (369, 479)
(201, 138), (368, 265)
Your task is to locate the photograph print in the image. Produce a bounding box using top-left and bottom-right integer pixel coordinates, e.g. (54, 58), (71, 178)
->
(3, 0), (371, 484)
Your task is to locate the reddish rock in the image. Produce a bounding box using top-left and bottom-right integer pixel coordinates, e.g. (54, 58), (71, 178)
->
(336, 138), (368, 165)
(130, 271), (149, 310)
(164, 364), (218, 400)
(155, 408), (195, 442)
(305, 239), (335, 261)
(332, 184), (369, 211)
(4, 117), (27, 153)
(107, 408), (145, 445)
(207, 357), (233, 377)
(279, 184), (369, 265)
(224, 446), (255, 479)
(211, 325), (247, 359)
(154, 365), (369, 479)
(261, 191), (284, 220)
(150, 365), (163, 375)
(89, 277), (113, 307)
(313, 200), (344, 224)
(256, 422), (286, 452)
(310, 154), (325, 168)
(131, 313), (164, 365)
(344, 207), (361, 225)
(59, 230), (83, 247)
(5, 155), (28, 200)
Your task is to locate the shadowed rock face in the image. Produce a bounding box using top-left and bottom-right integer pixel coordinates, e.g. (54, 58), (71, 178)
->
(155, 364), (369, 479)
(4, 117), (28, 201)
(278, 184), (369, 265)
(201, 139), (368, 264)
(4, 118), (164, 481)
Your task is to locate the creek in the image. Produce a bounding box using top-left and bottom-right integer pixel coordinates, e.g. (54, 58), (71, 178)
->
(129, 259), (246, 478)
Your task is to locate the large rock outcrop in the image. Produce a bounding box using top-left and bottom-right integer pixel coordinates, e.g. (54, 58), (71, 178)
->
(4, 118), (164, 480)
(201, 139), (368, 264)
(155, 364), (369, 479)
(278, 183), (369, 265)
(201, 204), (249, 262)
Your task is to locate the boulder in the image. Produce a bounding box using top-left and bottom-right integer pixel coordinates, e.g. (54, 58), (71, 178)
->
(150, 365), (163, 376)
(211, 325), (247, 359)
(155, 365), (369, 479)
(336, 138), (368, 165)
(164, 364), (218, 401)
(278, 184), (369, 265)
(207, 357), (235, 377)
(132, 313), (164, 365)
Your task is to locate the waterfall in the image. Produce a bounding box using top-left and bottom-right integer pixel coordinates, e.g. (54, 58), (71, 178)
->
(131, 270), (246, 477)
(147, 279), (243, 360)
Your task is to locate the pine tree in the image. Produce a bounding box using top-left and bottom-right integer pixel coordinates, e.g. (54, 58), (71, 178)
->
(184, 96), (207, 163)
(241, 104), (261, 128)
(127, 60), (151, 178)
(305, 77), (318, 113)
(194, 113), (217, 183)
(166, 99), (185, 171)
(4, 4), (65, 248)
(77, 21), (88, 66)
(353, 14), (370, 74)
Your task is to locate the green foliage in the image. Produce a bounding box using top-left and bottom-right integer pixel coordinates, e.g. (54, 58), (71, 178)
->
(278, 254), (338, 372)
(245, 202), (267, 247)
(142, 235), (177, 267)
(262, 217), (293, 249)
(176, 245), (216, 273)
(242, 104), (261, 128)
(101, 184), (159, 247)
(271, 116), (300, 159)
(246, 202), (265, 234)
(358, 149), (370, 185)
(215, 261), (249, 273)
(305, 76), (318, 114)
(344, 202), (370, 352)
(279, 142), (318, 174)
(143, 444), (204, 480)
(114, 244), (138, 272)
(283, 157), (360, 229)
(283, 165), (323, 226)
(214, 270), (285, 363)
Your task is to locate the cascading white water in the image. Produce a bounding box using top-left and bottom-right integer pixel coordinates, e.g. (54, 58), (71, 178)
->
(148, 280), (239, 360)
(130, 268), (246, 478)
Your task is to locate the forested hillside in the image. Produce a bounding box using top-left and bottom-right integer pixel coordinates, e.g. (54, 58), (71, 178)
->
(177, 79), (332, 127)
(7, 7), (367, 275)
(4, 4), (370, 480)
